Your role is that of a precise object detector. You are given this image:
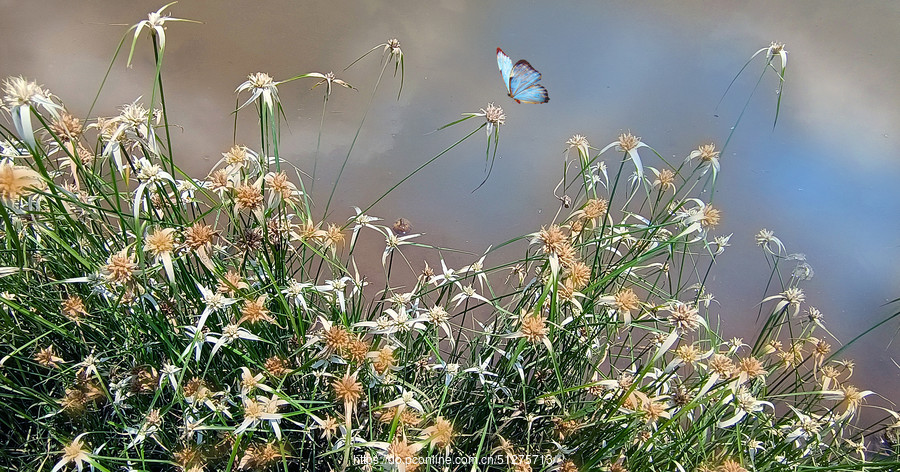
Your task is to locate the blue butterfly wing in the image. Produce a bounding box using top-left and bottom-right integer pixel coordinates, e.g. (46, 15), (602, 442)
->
(511, 83), (549, 104)
(496, 48), (513, 94)
(509, 60), (549, 104)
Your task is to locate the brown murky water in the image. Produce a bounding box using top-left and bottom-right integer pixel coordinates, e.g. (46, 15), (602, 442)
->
(3, 0), (900, 424)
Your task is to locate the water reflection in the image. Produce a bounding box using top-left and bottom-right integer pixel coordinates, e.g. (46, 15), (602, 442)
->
(3, 0), (899, 419)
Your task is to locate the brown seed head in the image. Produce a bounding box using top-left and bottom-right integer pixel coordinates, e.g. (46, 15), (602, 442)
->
(617, 132), (640, 152)
(77, 378), (105, 403)
(298, 218), (326, 241)
(668, 302), (700, 332)
(237, 441), (281, 470)
(553, 417), (579, 440)
(346, 335), (370, 364)
(235, 183), (263, 211)
(3, 76), (48, 108)
(208, 168), (232, 193)
(35, 345), (64, 368)
(104, 249), (137, 284)
(583, 198), (608, 220)
(708, 354), (735, 378)
(265, 171), (297, 202)
(184, 222), (216, 250)
(558, 279), (577, 302)
(813, 339), (831, 358)
(520, 313), (549, 344)
(737, 357), (767, 381)
(0, 161), (43, 201)
(73, 143), (95, 166)
(145, 228), (176, 256)
(324, 223), (345, 249)
(332, 371), (363, 407)
(614, 288), (641, 312)
(62, 295), (88, 322)
(425, 416), (454, 447)
(397, 409), (421, 427)
(536, 224), (567, 255)
(235, 228), (263, 255)
(701, 205), (721, 228)
(671, 387), (692, 407)
(239, 295), (273, 325)
(559, 460), (580, 472)
(217, 270), (248, 295)
(50, 112), (84, 140)
(642, 400), (668, 423)
(265, 217), (291, 247)
(656, 168), (676, 190)
(264, 356), (290, 377)
(130, 367), (159, 394)
(318, 416), (339, 440)
(224, 145), (251, 167)
(716, 459), (748, 472)
(371, 346), (396, 374)
(59, 388), (88, 416)
(565, 261), (591, 290)
(387, 436), (420, 472)
(182, 377), (205, 398)
(556, 241), (578, 269)
(697, 144), (719, 162)
(173, 444), (204, 472)
(322, 324), (351, 355)
(675, 344), (701, 364)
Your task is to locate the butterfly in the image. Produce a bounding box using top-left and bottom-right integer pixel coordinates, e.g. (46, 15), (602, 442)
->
(496, 47), (549, 104)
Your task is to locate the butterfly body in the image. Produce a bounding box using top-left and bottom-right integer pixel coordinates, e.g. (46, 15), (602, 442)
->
(497, 47), (549, 104)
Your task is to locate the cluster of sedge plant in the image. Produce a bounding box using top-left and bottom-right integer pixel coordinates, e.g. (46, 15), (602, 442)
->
(1, 5), (899, 472)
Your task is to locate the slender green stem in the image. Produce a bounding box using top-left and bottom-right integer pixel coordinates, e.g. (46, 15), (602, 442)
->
(324, 57), (392, 217)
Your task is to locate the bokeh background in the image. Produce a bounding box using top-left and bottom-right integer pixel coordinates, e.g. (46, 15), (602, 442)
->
(2, 0), (899, 423)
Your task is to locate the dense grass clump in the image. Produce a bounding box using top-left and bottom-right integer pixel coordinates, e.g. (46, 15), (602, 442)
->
(0, 5), (898, 472)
